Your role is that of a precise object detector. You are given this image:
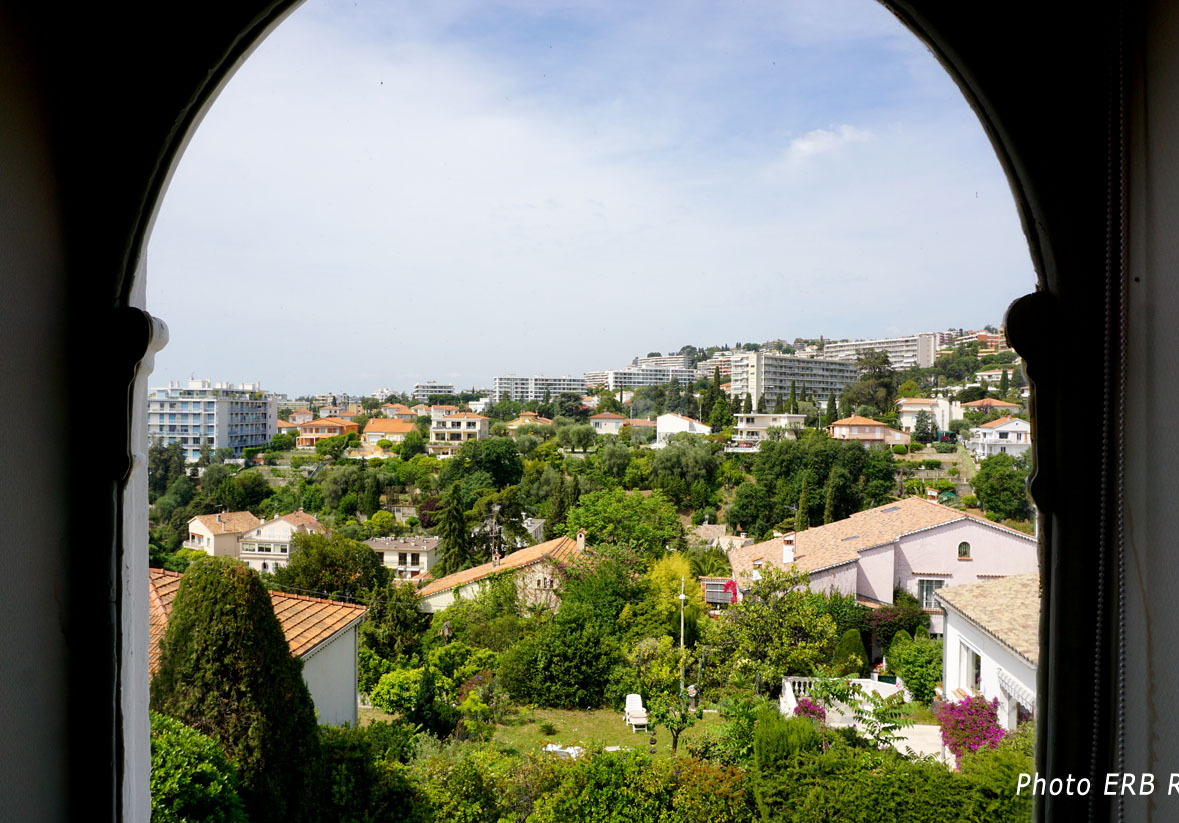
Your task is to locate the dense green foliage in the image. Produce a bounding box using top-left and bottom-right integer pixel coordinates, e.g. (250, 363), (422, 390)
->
(150, 557), (322, 823)
(831, 629), (869, 677)
(273, 531), (389, 599)
(149, 711), (247, 823)
(971, 452), (1032, 520)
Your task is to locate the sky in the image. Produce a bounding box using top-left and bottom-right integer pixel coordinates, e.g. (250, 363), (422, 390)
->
(147, 0), (1036, 398)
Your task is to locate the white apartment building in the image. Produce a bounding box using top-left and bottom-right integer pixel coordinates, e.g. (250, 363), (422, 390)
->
(813, 332), (939, 369)
(238, 510), (326, 573)
(695, 350), (740, 381)
(148, 378), (278, 461)
(584, 365), (699, 391)
(728, 412), (807, 452)
(726, 351), (857, 406)
(411, 381), (456, 401)
(636, 354), (693, 370)
(492, 374), (587, 402)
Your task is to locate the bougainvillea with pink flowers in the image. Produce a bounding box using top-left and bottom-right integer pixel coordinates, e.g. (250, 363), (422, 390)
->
(936, 695), (1005, 760)
(793, 696), (827, 723)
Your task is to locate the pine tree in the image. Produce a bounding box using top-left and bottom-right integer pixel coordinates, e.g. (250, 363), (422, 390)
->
(150, 557), (322, 823)
(435, 485), (476, 575)
(756, 394), (767, 413)
(796, 474), (810, 533)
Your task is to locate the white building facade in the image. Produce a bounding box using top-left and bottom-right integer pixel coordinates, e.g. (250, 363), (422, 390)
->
(814, 332), (939, 369)
(492, 374), (587, 402)
(727, 351), (857, 407)
(411, 381), (456, 401)
(148, 378), (278, 460)
(965, 416), (1032, 460)
(728, 412), (806, 452)
(585, 366), (699, 391)
(654, 413), (710, 445)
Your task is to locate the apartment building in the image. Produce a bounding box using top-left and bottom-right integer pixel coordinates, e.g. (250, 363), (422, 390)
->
(147, 378), (278, 461)
(295, 417), (359, 449)
(364, 536), (440, 580)
(492, 374), (587, 402)
(812, 332), (939, 369)
(726, 351), (857, 406)
(695, 350), (740, 381)
(635, 354), (693, 370)
(411, 381), (456, 402)
(584, 365), (698, 391)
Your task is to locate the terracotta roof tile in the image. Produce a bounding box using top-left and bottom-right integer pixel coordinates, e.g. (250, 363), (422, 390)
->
(190, 511), (262, 535)
(624, 418), (656, 427)
(979, 416), (1025, 429)
(148, 568), (366, 675)
(418, 535), (580, 597)
(728, 497), (1034, 585)
(830, 415), (886, 426)
(590, 412), (625, 419)
(364, 418), (416, 434)
(935, 572), (1040, 665)
(962, 398), (1020, 408)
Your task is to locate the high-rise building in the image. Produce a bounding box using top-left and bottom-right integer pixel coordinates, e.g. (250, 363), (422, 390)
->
(583, 366), (698, 391)
(147, 378), (277, 460)
(726, 352), (857, 405)
(492, 374), (587, 402)
(811, 332), (939, 369)
(411, 381), (456, 402)
(635, 354), (693, 370)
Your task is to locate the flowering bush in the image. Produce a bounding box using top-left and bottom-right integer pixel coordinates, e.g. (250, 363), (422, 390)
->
(793, 696), (827, 723)
(937, 695), (1005, 760)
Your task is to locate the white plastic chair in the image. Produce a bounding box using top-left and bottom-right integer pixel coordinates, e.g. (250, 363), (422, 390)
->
(624, 693), (648, 732)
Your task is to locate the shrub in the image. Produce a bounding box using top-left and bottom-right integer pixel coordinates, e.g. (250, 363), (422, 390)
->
(792, 696), (827, 724)
(870, 605), (929, 649)
(962, 494), (979, 508)
(937, 695), (1006, 759)
(913, 625), (929, 640)
(933, 441), (956, 453)
(891, 444), (907, 455)
(958, 720), (1035, 820)
(539, 721), (557, 736)
(921, 459), (942, 470)
(889, 637), (942, 703)
(370, 667), (425, 716)
(149, 711), (247, 823)
(831, 628), (869, 677)
(754, 711), (820, 771)
(907, 442), (925, 453)
(320, 721), (426, 822)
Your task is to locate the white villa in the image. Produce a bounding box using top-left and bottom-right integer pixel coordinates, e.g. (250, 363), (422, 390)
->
(727, 411), (806, 452)
(936, 573), (1039, 730)
(965, 416), (1031, 460)
(184, 511), (262, 558)
(654, 413), (710, 446)
(237, 510), (326, 573)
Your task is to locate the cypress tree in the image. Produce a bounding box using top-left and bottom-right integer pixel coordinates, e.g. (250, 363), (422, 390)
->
(773, 394), (785, 414)
(795, 474), (810, 533)
(999, 368), (1010, 395)
(832, 628), (869, 677)
(151, 557), (322, 823)
(824, 392), (838, 427)
(545, 473), (567, 540)
(565, 473), (581, 512)
(824, 477), (837, 524)
(789, 381), (798, 414)
(743, 393), (753, 414)
(756, 393), (767, 413)
(435, 485), (476, 575)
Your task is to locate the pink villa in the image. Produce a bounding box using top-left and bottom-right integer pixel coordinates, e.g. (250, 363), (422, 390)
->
(726, 496), (1037, 635)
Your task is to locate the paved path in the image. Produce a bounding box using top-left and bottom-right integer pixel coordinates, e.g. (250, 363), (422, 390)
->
(893, 724), (955, 767)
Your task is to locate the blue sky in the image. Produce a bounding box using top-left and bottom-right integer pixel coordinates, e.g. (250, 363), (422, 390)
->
(147, 0), (1035, 397)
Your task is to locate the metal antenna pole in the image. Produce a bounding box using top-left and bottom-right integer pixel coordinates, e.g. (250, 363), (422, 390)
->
(679, 576), (686, 695)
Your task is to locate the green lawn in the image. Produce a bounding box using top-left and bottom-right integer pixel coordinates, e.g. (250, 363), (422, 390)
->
(359, 706), (725, 757)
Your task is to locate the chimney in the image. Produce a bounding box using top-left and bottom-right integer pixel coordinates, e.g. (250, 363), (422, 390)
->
(782, 533), (795, 564)
(577, 528), (586, 553)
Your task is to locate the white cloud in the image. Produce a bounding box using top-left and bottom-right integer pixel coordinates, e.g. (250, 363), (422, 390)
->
(776, 125), (873, 170)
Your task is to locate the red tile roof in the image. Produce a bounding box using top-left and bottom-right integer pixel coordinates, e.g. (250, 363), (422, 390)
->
(190, 511), (262, 535)
(364, 418), (416, 435)
(148, 568), (366, 675)
(418, 535), (580, 597)
(979, 416), (1025, 429)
